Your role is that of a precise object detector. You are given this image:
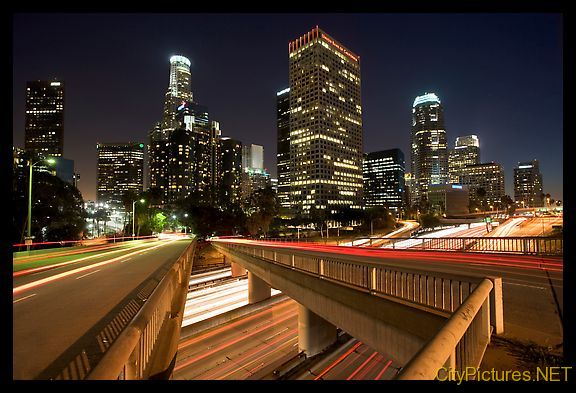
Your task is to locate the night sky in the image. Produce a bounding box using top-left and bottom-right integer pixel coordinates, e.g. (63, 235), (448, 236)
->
(12, 13), (563, 203)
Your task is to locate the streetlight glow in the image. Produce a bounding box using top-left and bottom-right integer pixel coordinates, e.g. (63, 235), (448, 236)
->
(26, 157), (56, 250)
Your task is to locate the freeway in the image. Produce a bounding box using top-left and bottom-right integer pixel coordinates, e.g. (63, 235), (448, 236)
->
(174, 298), (398, 380)
(214, 238), (563, 349)
(182, 268), (280, 327)
(13, 236), (193, 380)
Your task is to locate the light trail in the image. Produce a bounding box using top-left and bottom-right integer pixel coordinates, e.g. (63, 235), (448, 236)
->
(13, 239), (180, 295)
(174, 307), (297, 372)
(313, 341), (362, 380)
(13, 240), (162, 277)
(346, 351), (378, 380)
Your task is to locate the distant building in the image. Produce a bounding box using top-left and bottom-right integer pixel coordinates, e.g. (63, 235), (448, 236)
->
(363, 149), (405, 212)
(220, 137), (243, 206)
(410, 92), (448, 202)
(241, 144), (270, 203)
(96, 142), (144, 208)
(404, 172), (417, 209)
(427, 184), (470, 216)
(25, 80), (65, 158)
(288, 26), (363, 213)
(448, 135), (480, 184)
(276, 87), (291, 209)
(514, 160), (544, 208)
(457, 162), (505, 209)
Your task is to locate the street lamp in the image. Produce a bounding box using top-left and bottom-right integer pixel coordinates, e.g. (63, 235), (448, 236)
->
(132, 199), (145, 238)
(26, 157), (56, 251)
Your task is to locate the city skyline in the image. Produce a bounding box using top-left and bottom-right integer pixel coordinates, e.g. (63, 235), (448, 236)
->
(12, 13), (563, 202)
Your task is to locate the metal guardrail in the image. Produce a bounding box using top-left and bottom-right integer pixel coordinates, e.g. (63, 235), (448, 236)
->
(213, 240), (503, 380)
(261, 236), (562, 256)
(86, 239), (196, 380)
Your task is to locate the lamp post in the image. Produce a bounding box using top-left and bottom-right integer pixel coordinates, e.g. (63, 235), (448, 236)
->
(26, 157), (56, 251)
(132, 199), (145, 239)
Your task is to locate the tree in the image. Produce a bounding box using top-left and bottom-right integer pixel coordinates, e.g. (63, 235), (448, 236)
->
(21, 171), (86, 242)
(245, 186), (279, 237)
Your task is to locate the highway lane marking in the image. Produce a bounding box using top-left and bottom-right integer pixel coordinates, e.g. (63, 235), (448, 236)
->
(13, 293), (37, 303)
(503, 281), (546, 290)
(120, 257), (132, 263)
(75, 269), (101, 280)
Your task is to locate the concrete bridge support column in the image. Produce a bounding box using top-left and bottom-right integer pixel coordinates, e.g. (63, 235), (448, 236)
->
(298, 304), (337, 357)
(248, 271), (271, 304)
(230, 261), (246, 277)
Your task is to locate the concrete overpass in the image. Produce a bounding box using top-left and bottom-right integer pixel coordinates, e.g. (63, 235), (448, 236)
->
(211, 238), (503, 379)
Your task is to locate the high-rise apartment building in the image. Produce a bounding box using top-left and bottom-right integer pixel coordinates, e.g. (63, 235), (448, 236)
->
(410, 92), (448, 203)
(25, 80), (65, 157)
(97, 143), (144, 208)
(288, 26), (363, 213)
(276, 87), (291, 209)
(514, 160), (544, 208)
(363, 149), (405, 212)
(458, 162), (505, 208)
(448, 135), (480, 183)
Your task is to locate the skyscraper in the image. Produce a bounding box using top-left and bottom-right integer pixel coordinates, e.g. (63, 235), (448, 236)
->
(97, 143), (144, 208)
(514, 160), (544, 208)
(25, 80), (65, 157)
(363, 149), (405, 212)
(448, 135), (480, 183)
(288, 26), (363, 214)
(410, 92), (448, 204)
(276, 87), (291, 209)
(149, 54), (213, 205)
(162, 55), (193, 131)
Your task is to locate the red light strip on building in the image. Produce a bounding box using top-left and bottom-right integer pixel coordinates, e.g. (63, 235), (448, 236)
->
(289, 26), (321, 54)
(321, 33), (359, 62)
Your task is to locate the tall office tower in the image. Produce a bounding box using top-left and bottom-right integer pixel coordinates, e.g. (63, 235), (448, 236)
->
(96, 143), (144, 208)
(220, 137), (243, 206)
(150, 55), (195, 204)
(276, 87), (291, 209)
(162, 55), (193, 130)
(514, 160), (544, 208)
(288, 26), (363, 213)
(25, 80), (65, 157)
(410, 92), (448, 203)
(363, 149), (405, 212)
(448, 135), (480, 183)
(458, 162), (505, 209)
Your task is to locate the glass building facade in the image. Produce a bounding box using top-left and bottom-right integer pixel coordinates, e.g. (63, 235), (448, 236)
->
(457, 162), (505, 208)
(363, 149), (405, 212)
